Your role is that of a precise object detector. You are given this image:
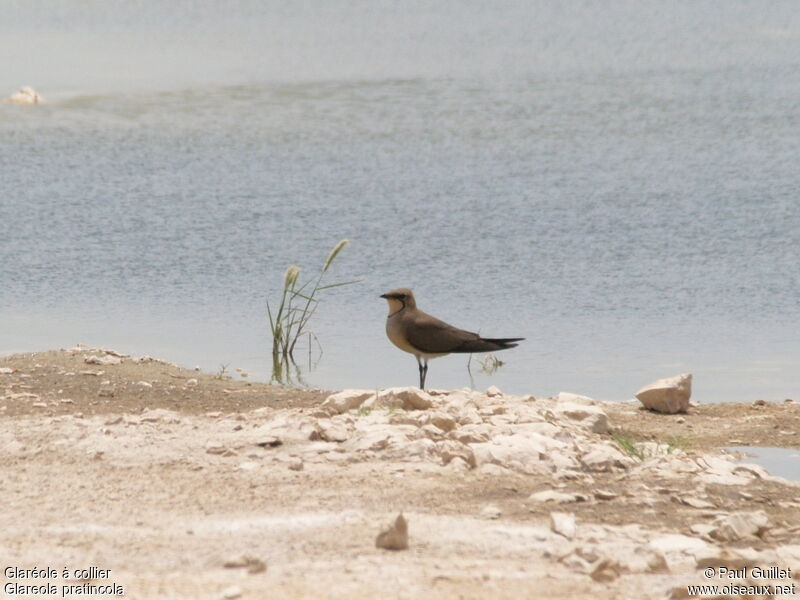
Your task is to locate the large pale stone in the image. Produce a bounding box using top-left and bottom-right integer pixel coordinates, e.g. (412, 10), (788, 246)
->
(450, 423), (491, 444)
(580, 445), (631, 472)
(342, 428), (400, 452)
(635, 374), (692, 414)
(529, 490), (586, 504)
(140, 409), (181, 424)
(438, 440), (476, 468)
(5, 86), (43, 104)
(424, 411), (457, 432)
(708, 511), (769, 542)
(697, 456), (756, 486)
(550, 512), (576, 539)
(84, 354), (122, 366)
(321, 390), (374, 414)
(385, 437), (438, 461)
(550, 402), (610, 434)
(375, 514), (408, 550)
(250, 416), (318, 443)
(472, 441), (545, 475)
(317, 420), (350, 442)
(485, 385), (503, 397)
(648, 534), (710, 557)
(365, 387), (434, 411)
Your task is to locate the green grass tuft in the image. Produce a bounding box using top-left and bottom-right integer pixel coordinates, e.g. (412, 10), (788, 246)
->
(612, 433), (646, 461)
(267, 239), (360, 361)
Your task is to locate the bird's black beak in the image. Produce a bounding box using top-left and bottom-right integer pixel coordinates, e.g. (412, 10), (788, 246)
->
(380, 294), (388, 299)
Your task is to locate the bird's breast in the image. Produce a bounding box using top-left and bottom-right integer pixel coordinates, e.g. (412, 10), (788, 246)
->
(385, 316), (419, 355)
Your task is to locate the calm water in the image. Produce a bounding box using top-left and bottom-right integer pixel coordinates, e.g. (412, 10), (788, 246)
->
(724, 447), (800, 482)
(1, 1), (799, 401)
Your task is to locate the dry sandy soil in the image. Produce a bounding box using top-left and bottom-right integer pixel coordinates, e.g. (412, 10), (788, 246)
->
(1, 348), (798, 600)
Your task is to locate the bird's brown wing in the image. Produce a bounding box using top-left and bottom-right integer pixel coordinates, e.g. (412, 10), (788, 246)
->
(403, 311), (482, 354)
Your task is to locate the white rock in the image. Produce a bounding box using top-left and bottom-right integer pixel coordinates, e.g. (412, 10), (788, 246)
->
(415, 424), (445, 440)
(425, 412), (457, 432)
(223, 554), (267, 573)
(590, 559), (620, 582)
(287, 457), (304, 471)
(221, 585), (242, 599)
(136, 381), (153, 387)
(317, 420), (350, 442)
(485, 385), (503, 397)
(603, 545), (669, 574)
(580, 445), (631, 471)
(0, 367), (14, 374)
(388, 412), (423, 427)
(709, 511), (769, 542)
(454, 407), (483, 425)
(594, 489), (618, 500)
(372, 387), (434, 410)
(550, 402), (610, 434)
(677, 496), (716, 509)
(342, 429), (397, 453)
(481, 505), (502, 519)
(635, 373), (692, 414)
(478, 463), (512, 476)
(5, 86), (42, 104)
(321, 389), (375, 414)
(550, 511), (576, 539)
(84, 354), (122, 366)
(442, 391), (475, 410)
(140, 409), (181, 424)
(438, 440), (476, 468)
(529, 490), (584, 504)
(390, 438), (438, 461)
(648, 534), (710, 556)
(450, 423), (491, 444)
(446, 456), (472, 472)
(511, 422), (561, 437)
(549, 450), (580, 471)
(205, 441), (227, 455)
(375, 513), (408, 550)
(98, 348), (129, 358)
(250, 416), (318, 443)
(697, 456), (755, 486)
(471, 434), (552, 475)
(689, 523), (716, 538)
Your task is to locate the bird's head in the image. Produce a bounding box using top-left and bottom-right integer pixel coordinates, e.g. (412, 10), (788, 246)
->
(380, 288), (416, 313)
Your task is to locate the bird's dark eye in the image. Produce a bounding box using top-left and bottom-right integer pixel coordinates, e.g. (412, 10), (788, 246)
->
(398, 294), (407, 299)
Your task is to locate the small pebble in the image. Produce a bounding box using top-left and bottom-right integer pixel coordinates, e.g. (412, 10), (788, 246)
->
(221, 586), (242, 599)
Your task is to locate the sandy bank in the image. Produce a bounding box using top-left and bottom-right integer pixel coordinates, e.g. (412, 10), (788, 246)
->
(1, 348), (798, 599)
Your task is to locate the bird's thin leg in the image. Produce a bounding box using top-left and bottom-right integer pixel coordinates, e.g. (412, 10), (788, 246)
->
(416, 356), (425, 389)
(421, 358), (429, 389)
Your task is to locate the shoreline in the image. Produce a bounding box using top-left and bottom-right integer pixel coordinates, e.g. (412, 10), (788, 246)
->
(2, 347), (799, 599)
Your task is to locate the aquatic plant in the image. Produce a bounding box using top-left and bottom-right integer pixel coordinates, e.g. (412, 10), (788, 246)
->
(267, 239), (358, 361)
(466, 352), (504, 388)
